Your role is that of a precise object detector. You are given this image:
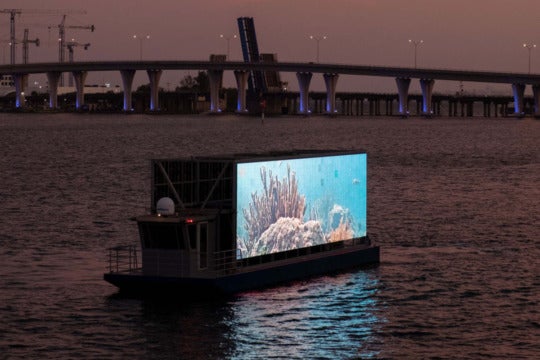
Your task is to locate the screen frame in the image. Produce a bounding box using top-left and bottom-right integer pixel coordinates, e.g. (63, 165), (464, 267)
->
(233, 151), (367, 260)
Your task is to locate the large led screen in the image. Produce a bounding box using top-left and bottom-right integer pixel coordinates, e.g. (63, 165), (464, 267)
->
(236, 153), (367, 259)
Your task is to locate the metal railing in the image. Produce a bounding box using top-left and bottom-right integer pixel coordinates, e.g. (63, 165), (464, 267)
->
(213, 249), (239, 274)
(107, 245), (140, 273)
(211, 236), (372, 275)
(106, 236), (372, 276)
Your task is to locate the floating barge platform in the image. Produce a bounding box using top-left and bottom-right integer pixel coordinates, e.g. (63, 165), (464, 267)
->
(104, 150), (380, 296)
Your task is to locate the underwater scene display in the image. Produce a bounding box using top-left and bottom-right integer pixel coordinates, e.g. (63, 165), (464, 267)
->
(236, 153), (367, 259)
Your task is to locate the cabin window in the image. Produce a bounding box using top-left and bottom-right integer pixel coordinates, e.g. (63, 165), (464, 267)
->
(198, 223), (208, 269)
(187, 224), (197, 249)
(139, 223), (185, 249)
(186, 222), (209, 269)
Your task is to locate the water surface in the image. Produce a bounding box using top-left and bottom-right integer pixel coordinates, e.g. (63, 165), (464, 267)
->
(1, 114), (538, 359)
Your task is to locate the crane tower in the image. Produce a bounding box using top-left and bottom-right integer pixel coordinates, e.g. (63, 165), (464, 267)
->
(0, 8), (87, 65)
(54, 14), (95, 86)
(22, 28), (39, 64)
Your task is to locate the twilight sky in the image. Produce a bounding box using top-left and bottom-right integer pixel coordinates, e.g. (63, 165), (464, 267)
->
(2, 0), (540, 92)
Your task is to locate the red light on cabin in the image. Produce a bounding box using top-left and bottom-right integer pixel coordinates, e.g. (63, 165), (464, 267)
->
(186, 219), (194, 223)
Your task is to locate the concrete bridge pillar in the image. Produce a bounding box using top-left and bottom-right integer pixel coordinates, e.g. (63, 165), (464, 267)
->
(72, 71), (88, 110)
(532, 85), (540, 117)
(483, 101), (492, 117)
(147, 69), (162, 111)
(120, 70), (136, 112)
(512, 83), (526, 117)
(234, 70), (249, 113)
(296, 72), (313, 114)
(323, 73), (339, 115)
(46, 72), (61, 109)
(419, 79), (435, 116)
(395, 78), (411, 117)
(13, 73), (29, 108)
(208, 69), (223, 113)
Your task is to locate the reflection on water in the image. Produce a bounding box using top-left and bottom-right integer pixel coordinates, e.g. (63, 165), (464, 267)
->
(136, 298), (236, 359)
(229, 270), (380, 359)
(116, 269), (380, 360)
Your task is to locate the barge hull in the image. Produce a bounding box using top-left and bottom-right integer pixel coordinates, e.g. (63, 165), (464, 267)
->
(104, 245), (379, 296)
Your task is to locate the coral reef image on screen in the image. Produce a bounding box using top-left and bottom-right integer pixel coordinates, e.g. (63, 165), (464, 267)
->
(236, 153), (367, 259)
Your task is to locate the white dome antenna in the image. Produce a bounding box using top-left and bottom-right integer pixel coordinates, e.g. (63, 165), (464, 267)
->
(156, 197), (175, 216)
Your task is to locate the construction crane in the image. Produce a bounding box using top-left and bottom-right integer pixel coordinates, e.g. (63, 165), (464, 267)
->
(66, 41), (90, 86)
(52, 15), (95, 86)
(0, 9), (21, 64)
(1, 8), (87, 64)
(22, 28), (39, 64)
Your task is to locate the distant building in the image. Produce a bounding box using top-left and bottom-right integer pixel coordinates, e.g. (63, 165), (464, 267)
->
(0, 75), (14, 97)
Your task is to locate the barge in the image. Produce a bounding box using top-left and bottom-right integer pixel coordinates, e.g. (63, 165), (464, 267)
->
(104, 150), (380, 296)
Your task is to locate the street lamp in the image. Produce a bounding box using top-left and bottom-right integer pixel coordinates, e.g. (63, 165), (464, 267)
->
(309, 35), (327, 63)
(523, 43), (536, 74)
(219, 34), (237, 60)
(133, 34), (150, 61)
(408, 39), (424, 68)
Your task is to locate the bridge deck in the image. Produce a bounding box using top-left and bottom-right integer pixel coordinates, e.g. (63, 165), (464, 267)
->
(2, 61), (540, 85)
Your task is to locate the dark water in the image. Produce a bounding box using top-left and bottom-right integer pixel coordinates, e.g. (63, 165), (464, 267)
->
(1, 114), (539, 359)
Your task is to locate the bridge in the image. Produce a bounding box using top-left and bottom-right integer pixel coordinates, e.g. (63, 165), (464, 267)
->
(2, 60), (540, 116)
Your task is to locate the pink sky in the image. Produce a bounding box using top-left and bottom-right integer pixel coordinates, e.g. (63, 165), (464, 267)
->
(2, 0), (540, 92)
